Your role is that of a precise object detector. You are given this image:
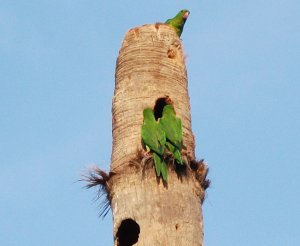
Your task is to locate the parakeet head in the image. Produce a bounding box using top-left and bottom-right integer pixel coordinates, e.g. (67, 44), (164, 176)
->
(143, 108), (155, 120)
(179, 9), (190, 20)
(162, 105), (175, 116)
(165, 9), (190, 37)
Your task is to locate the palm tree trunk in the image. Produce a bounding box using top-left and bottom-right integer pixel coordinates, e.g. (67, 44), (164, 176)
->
(110, 24), (208, 246)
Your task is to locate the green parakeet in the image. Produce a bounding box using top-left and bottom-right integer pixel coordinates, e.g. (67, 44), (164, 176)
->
(159, 105), (184, 165)
(165, 9), (190, 37)
(141, 108), (168, 181)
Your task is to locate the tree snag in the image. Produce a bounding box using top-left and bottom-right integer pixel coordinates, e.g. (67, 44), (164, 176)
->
(86, 23), (209, 246)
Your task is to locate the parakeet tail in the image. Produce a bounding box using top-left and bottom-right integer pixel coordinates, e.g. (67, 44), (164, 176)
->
(173, 149), (183, 165)
(160, 161), (168, 182)
(153, 153), (162, 177)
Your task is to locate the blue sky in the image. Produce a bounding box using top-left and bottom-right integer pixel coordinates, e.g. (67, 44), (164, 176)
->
(1, 1), (299, 245)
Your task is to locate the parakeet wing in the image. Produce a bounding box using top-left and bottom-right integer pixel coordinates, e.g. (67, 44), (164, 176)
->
(172, 117), (183, 147)
(141, 125), (164, 155)
(141, 110), (166, 155)
(166, 142), (183, 165)
(142, 108), (168, 181)
(159, 107), (183, 149)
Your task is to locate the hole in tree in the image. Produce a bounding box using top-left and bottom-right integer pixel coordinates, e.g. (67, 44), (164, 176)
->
(154, 96), (172, 120)
(116, 219), (140, 246)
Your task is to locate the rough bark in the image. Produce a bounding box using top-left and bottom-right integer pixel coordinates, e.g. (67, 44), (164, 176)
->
(110, 24), (207, 246)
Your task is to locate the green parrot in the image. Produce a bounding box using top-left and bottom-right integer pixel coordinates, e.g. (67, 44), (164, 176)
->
(165, 9), (190, 37)
(159, 105), (184, 165)
(141, 108), (168, 181)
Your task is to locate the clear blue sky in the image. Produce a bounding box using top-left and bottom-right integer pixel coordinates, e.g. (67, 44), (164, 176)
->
(1, 1), (299, 245)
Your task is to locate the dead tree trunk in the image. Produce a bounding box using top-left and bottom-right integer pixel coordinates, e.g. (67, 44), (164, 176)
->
(109, 24), (208, 246)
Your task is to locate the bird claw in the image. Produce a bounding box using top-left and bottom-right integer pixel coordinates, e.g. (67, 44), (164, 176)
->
(182, 155), (188, 164)
(142, 155), (152, 167)
(143, 150), (151, 158)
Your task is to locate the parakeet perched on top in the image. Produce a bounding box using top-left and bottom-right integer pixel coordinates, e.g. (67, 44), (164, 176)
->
(159, 105), (184, 165)
(141, 108), (168, 181)
(165, 9), (190, 37)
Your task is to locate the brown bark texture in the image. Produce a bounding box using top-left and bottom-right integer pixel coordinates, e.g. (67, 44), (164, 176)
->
(109, 24), (207, 246)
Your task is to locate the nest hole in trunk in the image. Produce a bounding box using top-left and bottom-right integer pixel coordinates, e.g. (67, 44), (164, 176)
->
(116, 218), (140, 246)
(154, 96), (172, 120)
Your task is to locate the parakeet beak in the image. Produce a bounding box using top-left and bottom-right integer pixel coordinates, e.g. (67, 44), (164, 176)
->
(183, 11), (190, 19)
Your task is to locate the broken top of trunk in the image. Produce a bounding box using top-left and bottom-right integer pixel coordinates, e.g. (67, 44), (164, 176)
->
(112, 23), (195, 172)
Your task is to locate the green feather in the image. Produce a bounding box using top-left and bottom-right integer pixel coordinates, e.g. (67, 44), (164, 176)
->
(165, 9), (190, 37)
(160, 161), (168, 182)
(141, 108), (166, 156)
(166, 142), (183, 165)
(153, 153), (168, 182)
(159, 105), (184, 165)
(141, 108), (168, 181)
(153, 153), (162, 177)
